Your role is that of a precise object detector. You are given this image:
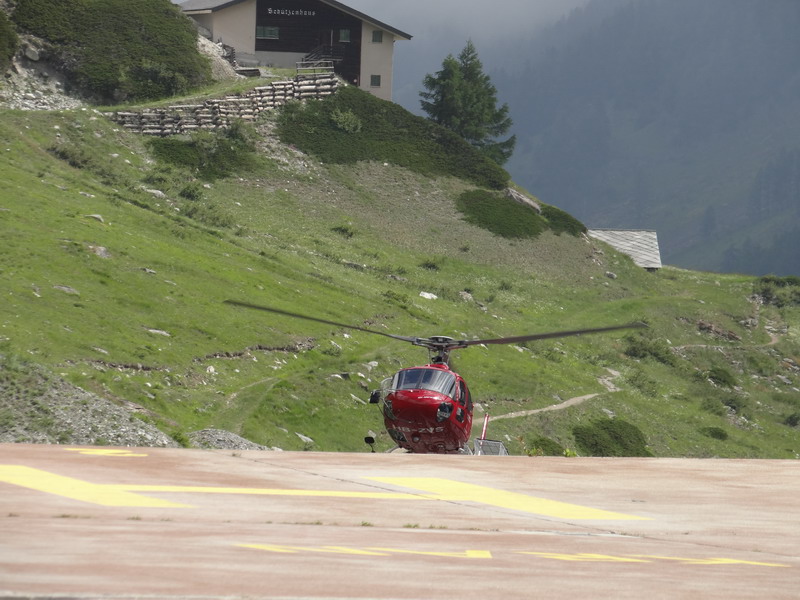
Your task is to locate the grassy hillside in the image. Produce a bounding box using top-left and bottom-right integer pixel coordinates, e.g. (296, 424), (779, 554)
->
(10, 0), (211, 102)
(0, 81), (798, 456)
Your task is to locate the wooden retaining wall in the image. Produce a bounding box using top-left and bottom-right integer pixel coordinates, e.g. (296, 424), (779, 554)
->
(110, 73), (337, 136)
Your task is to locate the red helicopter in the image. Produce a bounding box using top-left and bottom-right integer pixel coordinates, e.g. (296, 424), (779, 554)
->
(225, 300), (644, 454)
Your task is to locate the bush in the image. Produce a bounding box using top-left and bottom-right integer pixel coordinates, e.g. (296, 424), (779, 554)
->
(524, 436), (565, 456)
(624, 333), (676, 366)
(754, 275), (800, 307)
(782, 412), (800, 427)
(572, 418), (652, 457)
(457, 189), (547, 239)
(276, 85), (509, 190)
(13, 0), (211, 103)
(700, 426), (728, 440)
(0, 10), (18, 74)
(541, 204), (586, 236)
(708, 366), (737, 388)
(147, 120), (259, 181)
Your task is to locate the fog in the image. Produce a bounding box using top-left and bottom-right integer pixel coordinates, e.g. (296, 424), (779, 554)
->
(341, 0), (591, 111)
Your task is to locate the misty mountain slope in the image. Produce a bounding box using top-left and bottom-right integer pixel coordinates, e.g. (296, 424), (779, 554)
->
(502, 0), (800, 275)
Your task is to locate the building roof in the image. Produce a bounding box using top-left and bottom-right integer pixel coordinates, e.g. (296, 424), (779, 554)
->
(587, 229), (663, 270)
(178, 0), (412, 40)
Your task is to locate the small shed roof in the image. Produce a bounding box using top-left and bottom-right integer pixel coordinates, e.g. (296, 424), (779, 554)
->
(587, 229), (662, 270)
(179, 0), (412, 40)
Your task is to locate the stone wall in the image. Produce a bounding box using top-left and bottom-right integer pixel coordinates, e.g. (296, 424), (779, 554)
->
(110, 72), (337, 136)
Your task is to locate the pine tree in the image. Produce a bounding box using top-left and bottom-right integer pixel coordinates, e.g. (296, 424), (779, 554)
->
(420, 40), (516, 165)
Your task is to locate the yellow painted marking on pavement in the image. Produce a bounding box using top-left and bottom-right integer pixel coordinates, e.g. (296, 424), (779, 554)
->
(240, 544), (490, 559)
(520, 552), (650, 563)
(0, 466), (189, 508)
(239, 544), (390, 556)
(118, 484), (417, 500)
(65, 448), (148, 457)
(1, 467), (645, 520)
(239, 545), (786, 567)
(367, 547), (492, 559)
(630, 555), (790, 568)
(368, 477), (649, 520)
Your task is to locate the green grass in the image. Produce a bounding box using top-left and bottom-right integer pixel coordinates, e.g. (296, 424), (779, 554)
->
(0, 85), (798, 456)
(12, 0), (211, 102)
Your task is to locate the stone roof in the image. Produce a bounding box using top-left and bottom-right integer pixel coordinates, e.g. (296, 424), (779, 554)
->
(587, 229), (662, 270)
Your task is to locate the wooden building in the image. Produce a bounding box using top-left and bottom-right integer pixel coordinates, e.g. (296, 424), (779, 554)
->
(178, 0), (411, 101)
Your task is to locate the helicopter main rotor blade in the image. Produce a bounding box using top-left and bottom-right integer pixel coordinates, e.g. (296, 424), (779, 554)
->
(224, 300), (419, 343)
(458, 322), (647, 347)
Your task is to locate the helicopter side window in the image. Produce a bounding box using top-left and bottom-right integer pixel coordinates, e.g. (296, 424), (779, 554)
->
(461, 380), (472, 411)
(393, 368), (456, 397)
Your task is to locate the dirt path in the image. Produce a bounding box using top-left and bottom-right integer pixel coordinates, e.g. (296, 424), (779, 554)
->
(490, 368), (621, 421)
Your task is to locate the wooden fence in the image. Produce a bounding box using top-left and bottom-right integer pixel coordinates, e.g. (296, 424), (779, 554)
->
(110, 73), (337, 136)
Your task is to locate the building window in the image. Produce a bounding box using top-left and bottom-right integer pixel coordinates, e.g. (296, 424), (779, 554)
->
(256, 26), (279, 39)
(370, 74), (381, 87)
(372, 30), (383, 43)
(338, 28), (350, 42)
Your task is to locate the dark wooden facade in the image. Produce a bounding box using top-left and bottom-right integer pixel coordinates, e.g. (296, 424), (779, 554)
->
(255, 0), (362, 84)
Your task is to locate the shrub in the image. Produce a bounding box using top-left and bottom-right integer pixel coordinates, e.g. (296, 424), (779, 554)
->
(754, 275), (800, 307)
(330, 108), (362, 134)
(708, 366), (736, 388)
(524, 436), (565, 456)
(700, 426), (728, 440)
(12, 0), (211, 103)
(782, 412), (800, 427)
(0, 10), (18, 74)
(572, 418), (652, 457)
(624, 333), (676, 366)
(541, 204), (586, 236)
(179, 182), (203, 201)
(456, 189), (547, 239)
(147, 120), (259, 181)
(276, 85), (509, 190)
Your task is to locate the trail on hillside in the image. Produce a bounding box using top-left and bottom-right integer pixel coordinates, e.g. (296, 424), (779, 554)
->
(490, 368), (621, 421)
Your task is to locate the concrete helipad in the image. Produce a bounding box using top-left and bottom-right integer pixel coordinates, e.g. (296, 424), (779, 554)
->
(1, 443), (798, 599)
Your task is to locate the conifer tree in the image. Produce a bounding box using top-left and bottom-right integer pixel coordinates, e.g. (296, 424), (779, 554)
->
(420, 40), (516, 165)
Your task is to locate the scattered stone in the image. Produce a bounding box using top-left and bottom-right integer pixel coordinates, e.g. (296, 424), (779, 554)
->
(605, 271), (618, 280)
(53, 285), (79, 295)
(295, 432), (314, 444)
(145, 328), (171, 337)
(505, 187), (542, 214)
(188, 429), (273, 451)
(88, 245), (111, 258)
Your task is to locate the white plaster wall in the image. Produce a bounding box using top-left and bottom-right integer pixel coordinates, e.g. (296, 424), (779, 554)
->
(360, 27), (395, 101)
(207, 0), (257, 63)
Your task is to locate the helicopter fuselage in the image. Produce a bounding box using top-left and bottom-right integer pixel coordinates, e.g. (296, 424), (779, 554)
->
(373, 364), (473, 453)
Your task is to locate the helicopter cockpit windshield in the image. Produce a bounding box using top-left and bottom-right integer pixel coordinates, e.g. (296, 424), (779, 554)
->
(390, 368), (456, 397)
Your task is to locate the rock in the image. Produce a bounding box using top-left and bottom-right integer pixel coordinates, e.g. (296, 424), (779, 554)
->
(24, 47), (40, 62)
(145, 328), (171, 337)
(605, 271), (618, 280)
(88, 245), (111, 258)
(295, 432), (314, 444)
(188, 429), (272, 451)
(53, 285), (80, 295)
(419, 291), (438, 300)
